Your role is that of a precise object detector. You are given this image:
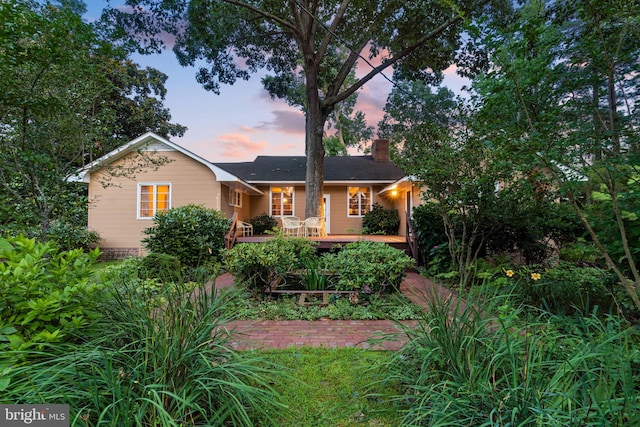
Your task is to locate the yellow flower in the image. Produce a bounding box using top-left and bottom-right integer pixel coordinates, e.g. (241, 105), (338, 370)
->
(505, 269), (515, 277)
(531, 273), (541, 281)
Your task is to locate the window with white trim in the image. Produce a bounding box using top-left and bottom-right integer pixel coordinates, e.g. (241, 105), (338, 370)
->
(271, 186), (294, 216)
(229, 188), (242, 207)
(138, 183), (171, 219)
(348, 186), (371, 217)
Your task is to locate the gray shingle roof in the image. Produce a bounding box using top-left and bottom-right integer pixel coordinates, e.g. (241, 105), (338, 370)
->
(214, 155), (406, 183)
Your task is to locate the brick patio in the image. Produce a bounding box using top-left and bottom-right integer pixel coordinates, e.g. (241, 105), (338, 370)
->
(215, 271), (456, 351)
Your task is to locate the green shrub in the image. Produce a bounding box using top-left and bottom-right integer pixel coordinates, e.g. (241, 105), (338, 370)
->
(223, 235), (317, 291)
(45, 222), (101, 251)
(559, 239), (603, 266)
(139, 252), (183, 283)
(510, 262), (619, 315)
(412, 203), (451, 268)
(323, 240), (414, 293)
(0, 235), (101, 351)
(249, 212), (279, 235)
(362, 203), (400, 235)
(142, 204), (230, 267)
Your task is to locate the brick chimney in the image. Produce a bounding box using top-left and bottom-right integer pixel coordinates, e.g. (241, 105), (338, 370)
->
(371, 139), (390, 162)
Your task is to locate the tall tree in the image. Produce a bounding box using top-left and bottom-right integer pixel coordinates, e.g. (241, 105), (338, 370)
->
(105, 0), (502, 217)
(474, 0), (640, 308)
(380, 81), (519, 287)
(0, 0), (185, 237)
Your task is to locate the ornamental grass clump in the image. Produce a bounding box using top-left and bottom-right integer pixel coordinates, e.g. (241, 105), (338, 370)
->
(1, 270), (287, 426)
(375, 288), (640, 426)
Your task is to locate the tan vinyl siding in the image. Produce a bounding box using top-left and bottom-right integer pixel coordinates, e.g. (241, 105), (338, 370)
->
(222, 189), (253, 221)
(88, 150), (222, 250)
(244, 184), (407, 235)
(329, 184), (396, 234)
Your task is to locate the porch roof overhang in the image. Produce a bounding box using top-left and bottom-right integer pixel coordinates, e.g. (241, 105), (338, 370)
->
(245, 180), (398, 186)
(222, 179), (264, 195)
(377, 176), (416, 195)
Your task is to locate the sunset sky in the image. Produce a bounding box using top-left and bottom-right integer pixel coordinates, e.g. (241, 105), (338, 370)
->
(86, 2), (468, 162)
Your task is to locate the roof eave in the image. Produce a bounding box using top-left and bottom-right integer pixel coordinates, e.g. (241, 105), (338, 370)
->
(378, 176), (417, 195)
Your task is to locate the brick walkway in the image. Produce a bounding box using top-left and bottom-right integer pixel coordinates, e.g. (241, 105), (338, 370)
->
(215, 272), (455, 351)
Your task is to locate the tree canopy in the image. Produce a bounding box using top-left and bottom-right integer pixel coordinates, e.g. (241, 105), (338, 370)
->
(379, 0), (640, 305)
(0, 0), (186, 238)
(105, 0), (504, 217)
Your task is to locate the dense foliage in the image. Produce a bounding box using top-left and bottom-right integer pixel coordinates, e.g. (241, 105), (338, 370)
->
(224, 237), (414, 295)
(249, 212), (279, 235)
(0, 235), (101, 351)
(362, 203), (400, 235)
(223, 235), (318, 291)
(0, 0), (185, 241)
(380, 0), (640, 308)
(45, 222), (101, 252)
(505, 262), (620, 315)
(322, 241), (414, 293)
(142, 204), (230, 267)
(471, 0), (640, 307)
(1, 262), (286, 426)
(411, 203), (451, 269)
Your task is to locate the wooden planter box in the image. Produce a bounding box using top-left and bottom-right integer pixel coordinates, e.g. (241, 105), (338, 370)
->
(265, 289), (354, 306)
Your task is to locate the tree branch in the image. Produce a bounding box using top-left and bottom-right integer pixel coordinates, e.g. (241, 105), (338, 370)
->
(323, 3), (484, 107)
(223, 0), (298, 33)
(316, 0), (352, 61)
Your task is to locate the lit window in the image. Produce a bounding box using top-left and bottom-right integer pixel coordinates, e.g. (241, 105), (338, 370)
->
(138, 183), (171, 219)
(229, 188), (242, 207)
(348, 186), (371, 217)
(271, 186), (294, 216)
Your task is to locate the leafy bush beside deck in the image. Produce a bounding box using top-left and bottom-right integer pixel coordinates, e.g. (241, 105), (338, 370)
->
(223, 238), (414, 294)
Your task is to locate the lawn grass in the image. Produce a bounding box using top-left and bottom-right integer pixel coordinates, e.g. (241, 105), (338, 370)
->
(253, 347), (400, 426)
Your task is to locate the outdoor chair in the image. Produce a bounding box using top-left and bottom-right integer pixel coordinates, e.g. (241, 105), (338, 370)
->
(303, 217), (325, 237)
(237, 221), (253, 236)
(281, 216), (303, 236)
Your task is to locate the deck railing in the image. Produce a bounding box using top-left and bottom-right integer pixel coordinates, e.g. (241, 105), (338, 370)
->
(225, 212), (239, 249)
(406, 211), (419, 266)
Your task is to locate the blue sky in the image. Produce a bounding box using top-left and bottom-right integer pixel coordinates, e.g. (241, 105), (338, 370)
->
(85, 1), (468, 162)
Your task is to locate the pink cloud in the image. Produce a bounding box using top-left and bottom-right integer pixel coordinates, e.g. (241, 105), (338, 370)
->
(215, 134), (269, 159)
(238, 125), (261, 134)
(355, 79), (391, 125)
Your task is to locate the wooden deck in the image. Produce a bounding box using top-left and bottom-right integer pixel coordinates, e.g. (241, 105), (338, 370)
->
(236, 234), (408, 250)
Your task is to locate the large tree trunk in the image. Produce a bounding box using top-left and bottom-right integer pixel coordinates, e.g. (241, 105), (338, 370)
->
(305, 114), (325, 218)
(304, 57), (330, 219)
